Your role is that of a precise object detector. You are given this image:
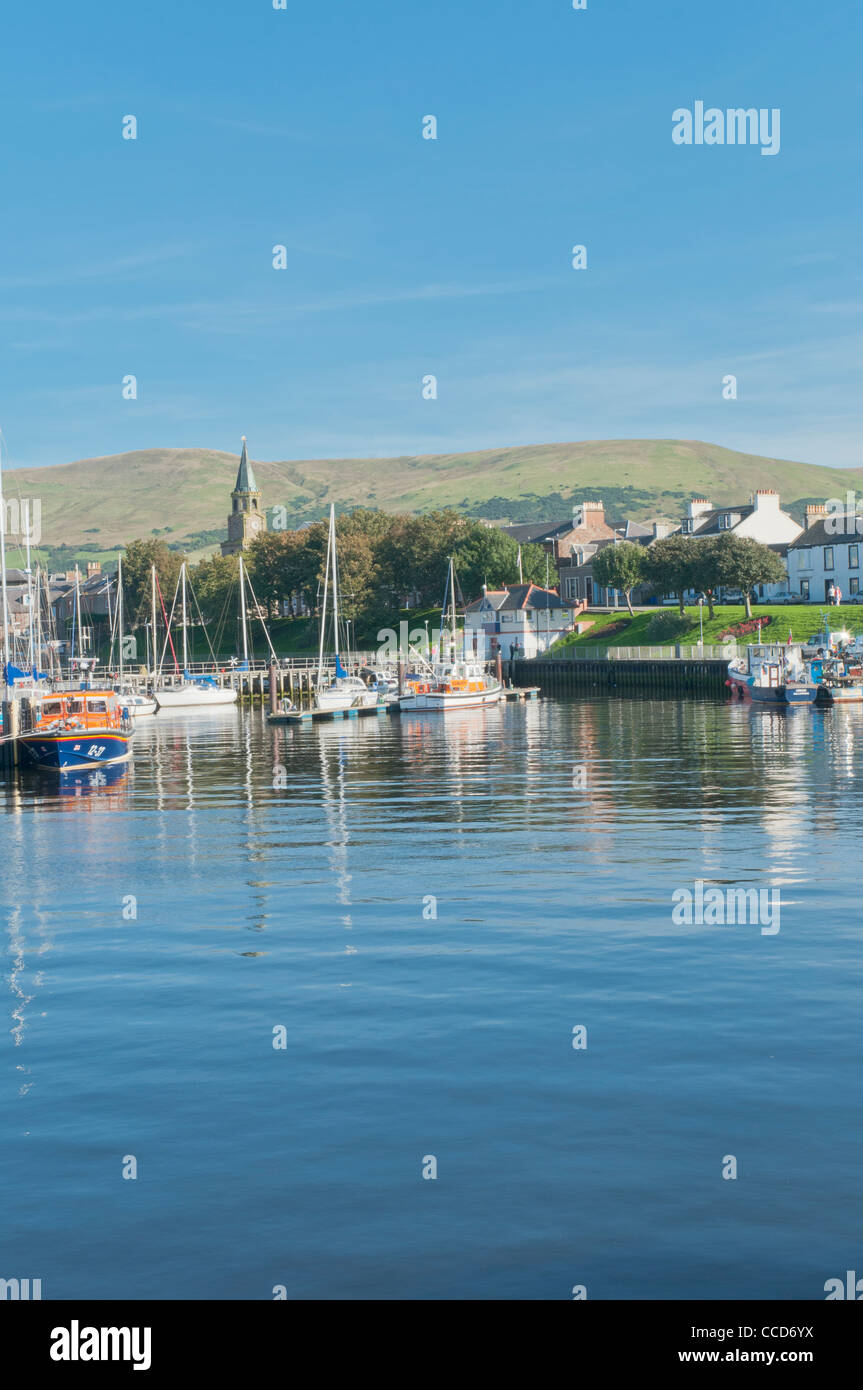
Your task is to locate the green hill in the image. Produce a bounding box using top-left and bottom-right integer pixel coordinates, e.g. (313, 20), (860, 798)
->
(6, 438), (861, 555)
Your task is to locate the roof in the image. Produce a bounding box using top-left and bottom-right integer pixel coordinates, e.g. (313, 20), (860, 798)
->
(557, 538), (617, 568)
(233, 437), (258, 493)
(466, 583), (577, 612)
(789, 518), (859, 549)
(685, 505), (755, 535)
(499, 520), (573, 544)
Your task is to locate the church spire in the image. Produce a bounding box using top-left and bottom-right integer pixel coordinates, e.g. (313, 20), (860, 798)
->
(221, 434), (264, 556)
(233, 435), (257, 493)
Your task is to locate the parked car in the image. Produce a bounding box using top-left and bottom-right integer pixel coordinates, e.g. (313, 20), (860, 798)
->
(846, 592), (863, 605)
(720, 590), (745, 603)
(765, 590), (802, 605)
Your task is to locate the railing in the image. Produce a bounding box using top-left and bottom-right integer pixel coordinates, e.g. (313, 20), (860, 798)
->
(537, 643), (740, 662)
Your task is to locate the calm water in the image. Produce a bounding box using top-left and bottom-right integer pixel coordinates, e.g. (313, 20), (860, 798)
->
(2, 695), (862, 1300)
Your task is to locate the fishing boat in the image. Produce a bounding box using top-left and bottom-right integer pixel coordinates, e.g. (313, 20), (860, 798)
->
(153, 563), (237, 710)
(17, 689), (134, 770)
(808, 642), (863, 704)
(398, 558), (503, 712)
(313, 505), (379, 712)
(726, 644), (818, 705)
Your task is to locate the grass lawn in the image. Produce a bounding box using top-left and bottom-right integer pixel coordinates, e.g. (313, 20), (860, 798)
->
(552, 605), (863, 651)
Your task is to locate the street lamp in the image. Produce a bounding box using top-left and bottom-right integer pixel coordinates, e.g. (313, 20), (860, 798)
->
(697, 593), (704, 646)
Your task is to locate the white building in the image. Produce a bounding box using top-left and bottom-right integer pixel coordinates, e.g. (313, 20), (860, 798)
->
(680, 490), (801, 542)
(677, 490), (801, 601)
(464, 583), (579, 659)
(786, 506), (862, 603)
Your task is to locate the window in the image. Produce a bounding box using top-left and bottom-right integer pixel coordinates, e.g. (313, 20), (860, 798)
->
(87, 700), (107, 714)
(850, 546), (859, 569)
(682, 519), (693, 533)
(824, 547), (834, 570)
(718, 514), (731, 530)
(800, 579), (810, 600)
(851, 578), (860, 596)
(42, 701), (62, 716)
(797, 549), (812, 570)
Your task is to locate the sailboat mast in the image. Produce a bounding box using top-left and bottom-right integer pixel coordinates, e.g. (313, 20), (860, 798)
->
(151, 563), (158, 679)
(34, 564), (43, 674)
(0, 437), (11, 682)
(330, 504), (340, 657)
(317, 510), (332, 683)
(449, 557), (458, 660)
(24, 499), (36, 675)
(181, 561), (188, 671)
(74, 564), (82, 673)
(239, 553), (249, 663)
(118, 553), (124, 686)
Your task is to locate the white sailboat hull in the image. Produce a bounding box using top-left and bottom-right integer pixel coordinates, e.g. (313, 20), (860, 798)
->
(314, 678), (379, 712)
(155, 684), (237, 709)
(125, 696), (158, 717)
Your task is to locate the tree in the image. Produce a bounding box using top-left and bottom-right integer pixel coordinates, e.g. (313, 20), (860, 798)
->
(246, 526), (327, 616)
(686, 537), (723, 620)
(191, 553), (238, 628)
(714, 534), (787, 618)
(644, 535), (698, 615)
(591, 541), (647, 616)
(122, 539), (186, 629)
(453, 524), (545, 599)
(378, 511), (469, 604)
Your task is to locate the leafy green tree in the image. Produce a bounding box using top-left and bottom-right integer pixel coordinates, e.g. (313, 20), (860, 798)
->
(378, 511), (469, 604)
(122, 539), (186, 629)
(686, 537), (723, 620)
(247, 530), (321, 616)
(714, 534), (787, 618)
(644, 535), (698, 615)
(453, 525), (545, 598)
(591, 541), (647, 616)
(191, 553), (238, 628)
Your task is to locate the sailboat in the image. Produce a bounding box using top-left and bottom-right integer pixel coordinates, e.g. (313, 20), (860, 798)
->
(153, 562), (237, 709)
(112, 553), (156, 716)
(314, 505), (378, 712)
(399, 557), (502, 712)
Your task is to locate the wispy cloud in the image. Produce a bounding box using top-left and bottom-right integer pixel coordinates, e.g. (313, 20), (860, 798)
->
(0, 244), (195, 291)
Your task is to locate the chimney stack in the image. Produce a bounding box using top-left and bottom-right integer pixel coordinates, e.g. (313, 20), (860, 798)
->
(805, 504), (828, 529)
(685, 498), (712, 520)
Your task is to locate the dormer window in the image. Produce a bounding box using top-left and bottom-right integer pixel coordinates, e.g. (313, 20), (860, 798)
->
(718, 514), (731, 530)
(682, 519), (693, 534)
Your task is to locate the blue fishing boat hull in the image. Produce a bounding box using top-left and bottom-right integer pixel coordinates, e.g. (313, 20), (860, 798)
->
(746, 685), (786, 705)
(783, 685), (818, 706)
(17, 730), (133, 770)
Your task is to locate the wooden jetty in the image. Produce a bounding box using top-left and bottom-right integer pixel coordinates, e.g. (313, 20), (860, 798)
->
(267, 685), (540, 724)
(267, 702), (395, 726)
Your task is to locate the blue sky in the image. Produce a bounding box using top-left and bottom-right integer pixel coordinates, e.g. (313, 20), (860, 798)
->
(1, 0), (860, 472)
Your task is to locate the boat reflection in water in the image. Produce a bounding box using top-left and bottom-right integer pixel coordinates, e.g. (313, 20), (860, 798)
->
(54, 759), (131, 807)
